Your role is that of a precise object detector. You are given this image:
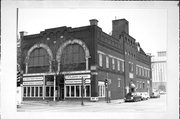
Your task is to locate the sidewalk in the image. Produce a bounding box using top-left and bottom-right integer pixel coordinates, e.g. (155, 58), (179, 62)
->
(21, 99), (124, 106)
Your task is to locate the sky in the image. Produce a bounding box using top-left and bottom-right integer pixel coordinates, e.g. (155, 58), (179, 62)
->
(18, 8), (167, 56)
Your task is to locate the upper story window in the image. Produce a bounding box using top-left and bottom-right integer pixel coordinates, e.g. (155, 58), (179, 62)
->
(118, 78), (121, 87)
(99, 53), (103, 67)
(61, 44), (86, 71)
(136, 66), (138, 75)
(129, 62), (133, 72)
(112, 58), (115, 70)
(121, 61), (124, 72)
(142, 68), (144, 76)
(61, 44), (85, 65)
(28, 48), (49, 73)
(139, 67), (141, 76)
(117, 60), (120, 71)
(106, 56), (109, 68)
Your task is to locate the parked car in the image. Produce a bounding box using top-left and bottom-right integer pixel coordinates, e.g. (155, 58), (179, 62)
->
(150, 91), (160, 98)
(125, 92), (142, 102)
(140, 92), (150, 100)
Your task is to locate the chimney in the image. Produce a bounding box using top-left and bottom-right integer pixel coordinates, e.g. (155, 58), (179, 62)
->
(89, 19), (98, 26)
(19, 31), (28, 39)
(112, 19), (129, 39)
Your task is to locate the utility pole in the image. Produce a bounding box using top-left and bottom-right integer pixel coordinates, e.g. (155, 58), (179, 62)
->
(81, 77), (84, 106)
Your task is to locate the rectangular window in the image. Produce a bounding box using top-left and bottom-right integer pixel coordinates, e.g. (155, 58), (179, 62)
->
(136, 66), (138, 75)
(27, 87), (30, 97)
(71, 86), (75, 97)
(122, 61), (124, 72)
(143, 83), (145, 89)
(31, 87), (34, 97)
(106, 56), (109, 68)
(51, 87), (54, 97)
(76, 86), (80, 97)
(139, 67), (141, 76)
(23, 87), (26, 97)
(98, 84), (105, 97)
(147, 70), (150, 78)
(66, 86), (70, 97)
(117, 60), (120, 71)
(35, 87), (38, 97)
(99, 53), (102, 67)
(86, 85), (90, 97)
(142, 68), (144, 76)
(137, 81), (139, 89)
(118, 78), (121, 87)
(112, 58), (115, 70)
(46, 87), (49, 97)
(39, 87), (43, 96)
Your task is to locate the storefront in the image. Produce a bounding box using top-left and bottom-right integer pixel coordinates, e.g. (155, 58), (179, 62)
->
(63, 70), (91, 99)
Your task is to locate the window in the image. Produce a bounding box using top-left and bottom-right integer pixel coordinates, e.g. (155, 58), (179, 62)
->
(112, 58), (115, 70)
(122, 61), (124, 72)
(71, 86), (75, 97)
(28, 48), (49, 73)
(118, 78), (121, 87)
(117, 60), (120, 71)
(143, 82), (145, 89)
(51, 87), (54, 97)
(99, 53), (102, 67)
(106, 56), (109, 68)
(98, 84), (105, 97)
(35, 87), (38, 97)
(76, 86), (80, 97)
(66, 86), (70, 97)
(46, 87), (50, 97)
(142, 68), (144, 76)
(147, 70), (150, 78)
(65, 85), (90, 98)
(23, 87), (26, 97)
(137, 81), (139, 89)
(136, 66), (138, 75)
(139, 67), (141, 76)
(129, 62), (133, 72)
(39, 87), (43, 96)
(61, 44), (86, 71)
(31, 87), (34, 97)
(23, 86), (43, 98)
(27, 87), (30, 96)
(86, 85), (90, 97)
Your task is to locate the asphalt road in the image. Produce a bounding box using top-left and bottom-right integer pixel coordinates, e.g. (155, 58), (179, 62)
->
(17, 94), (166, 112)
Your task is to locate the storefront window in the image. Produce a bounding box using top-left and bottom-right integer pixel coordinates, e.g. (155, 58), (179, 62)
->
(76, 86), (80, 97)
(39, 87), (43, 96)
(86, 85), (90, 97)
(35, 87), (38, 96)
(66, 86), (70, 97)
(27, 87), (30, 96)
(71, 86), (75, 97)
(31, 87), (34, 97)
(51, 87), (54, 97)
(46, 87), (49, 97)
(23, 87), (26, 97)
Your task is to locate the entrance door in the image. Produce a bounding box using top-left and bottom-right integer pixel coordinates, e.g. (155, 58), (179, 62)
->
(60, 86), (64, 100)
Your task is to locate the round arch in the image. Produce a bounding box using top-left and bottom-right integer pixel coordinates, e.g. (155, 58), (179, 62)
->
(56, 39), (90, 72)
(25, 43), (53, 73)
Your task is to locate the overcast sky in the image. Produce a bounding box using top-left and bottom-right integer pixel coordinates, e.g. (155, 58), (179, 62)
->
(18, 8), (167, 56)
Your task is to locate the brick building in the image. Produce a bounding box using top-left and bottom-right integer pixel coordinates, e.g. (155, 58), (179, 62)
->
(19, 19), (152, 101)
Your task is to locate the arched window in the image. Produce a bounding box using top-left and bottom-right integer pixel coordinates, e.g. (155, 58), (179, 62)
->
(28, 48), (49, 73)
(61, 44), (85, 71)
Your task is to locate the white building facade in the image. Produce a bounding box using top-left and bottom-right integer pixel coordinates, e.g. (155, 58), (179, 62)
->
(151, 51), (167, 92)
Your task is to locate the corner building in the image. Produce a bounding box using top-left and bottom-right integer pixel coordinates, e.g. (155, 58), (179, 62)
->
(20, 19), (152, 101)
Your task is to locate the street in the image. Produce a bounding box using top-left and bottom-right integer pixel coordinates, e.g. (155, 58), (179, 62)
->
(17, 94), (166, 112)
